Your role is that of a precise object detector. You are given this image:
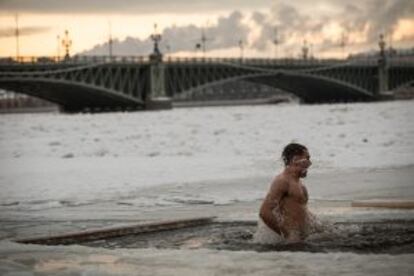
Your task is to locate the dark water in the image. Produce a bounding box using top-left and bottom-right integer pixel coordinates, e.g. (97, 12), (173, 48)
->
(81, 220), (414, 254)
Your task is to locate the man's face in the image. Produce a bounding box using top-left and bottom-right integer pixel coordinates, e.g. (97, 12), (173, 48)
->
(292, 150), (312, 178)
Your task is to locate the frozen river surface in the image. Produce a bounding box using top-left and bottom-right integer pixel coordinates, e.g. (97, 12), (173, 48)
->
(0, 100), (414, 275)
(0, 100), (413, 209)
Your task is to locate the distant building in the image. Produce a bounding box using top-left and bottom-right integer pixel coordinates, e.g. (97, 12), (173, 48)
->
(349, 47), (414, 60)
(0, 90), (57, 113)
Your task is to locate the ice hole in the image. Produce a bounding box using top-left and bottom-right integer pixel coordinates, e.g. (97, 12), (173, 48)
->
(18, 219), (414, 254)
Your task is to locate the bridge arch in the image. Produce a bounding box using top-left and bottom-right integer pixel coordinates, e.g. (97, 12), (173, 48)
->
(174, 70), (374, 103)
(0, 77), (144, 112)
(393, 79), (414, 90)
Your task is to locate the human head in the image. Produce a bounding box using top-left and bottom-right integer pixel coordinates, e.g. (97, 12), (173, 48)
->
(282, 143), (311, 178)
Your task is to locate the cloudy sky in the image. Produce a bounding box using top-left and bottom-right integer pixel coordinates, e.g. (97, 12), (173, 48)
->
(0, 0), (413, 58)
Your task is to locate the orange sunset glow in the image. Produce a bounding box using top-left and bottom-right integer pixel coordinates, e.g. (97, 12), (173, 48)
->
(0, 0), (413, 58)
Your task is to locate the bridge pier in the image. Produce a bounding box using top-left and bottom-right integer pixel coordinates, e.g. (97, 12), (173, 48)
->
(146, 60), (172, 110)
(145, 29), (172, 110)
(377, 34), (392, 101)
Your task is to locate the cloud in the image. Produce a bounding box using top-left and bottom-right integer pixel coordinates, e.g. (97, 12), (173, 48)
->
(362, 0), (414, 42)
(0, 26), (50, 38)
(81, 11), (250, 55)
(77, 0), (414, 57)
(251, 12), (266, 25)
(0, 0), (271, 14)
(249, 0), (414, 56)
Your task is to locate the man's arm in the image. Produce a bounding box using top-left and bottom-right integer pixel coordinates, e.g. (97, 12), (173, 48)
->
(259, 177), (288, 236)
(302, 184), (308, 202)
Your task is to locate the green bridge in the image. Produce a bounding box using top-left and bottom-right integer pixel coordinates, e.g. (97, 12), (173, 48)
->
(0, 53), (413, 112)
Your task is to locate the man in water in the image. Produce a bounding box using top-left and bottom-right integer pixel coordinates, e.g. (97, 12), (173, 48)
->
(255, 143), (313, 243)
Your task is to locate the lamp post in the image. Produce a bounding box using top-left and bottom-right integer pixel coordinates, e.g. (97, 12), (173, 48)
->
(15, 14), (20, 61)
(61, 30), (72, 60)
(149, 23), (162, 62)
(108, 20), (113, 59)
(200, 28), (207, 57)
(302, 39), (309, 60)
(273, 27), (279, 59)
(340, 32), (347, 59)
(239, 39), (244, 61)
(56, 35), (61, 61)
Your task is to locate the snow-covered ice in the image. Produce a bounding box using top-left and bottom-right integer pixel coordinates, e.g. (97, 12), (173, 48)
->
(1, 240), (413, 276)
(0, 100), (413, 275)
(0, 100), (413, 209)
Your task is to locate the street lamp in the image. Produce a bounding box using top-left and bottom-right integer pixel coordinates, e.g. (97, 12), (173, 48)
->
(56, 35), (61, 61)
(150, 24), (162, 54)
(302, 39), (309, 60)
(61, 30), (72, 59)
(239, 39), (244, 61)
(273, 27), (279, 59)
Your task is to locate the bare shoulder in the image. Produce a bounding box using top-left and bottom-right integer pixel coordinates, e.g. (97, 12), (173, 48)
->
(270, 173), (289, 191)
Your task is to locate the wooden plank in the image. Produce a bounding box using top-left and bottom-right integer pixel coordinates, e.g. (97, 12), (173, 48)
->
(351, 200), (414, 209)
(16, 216), (216, 245)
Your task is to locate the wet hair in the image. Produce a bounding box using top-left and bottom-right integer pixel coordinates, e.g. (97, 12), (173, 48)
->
(282, 143), (308, 166)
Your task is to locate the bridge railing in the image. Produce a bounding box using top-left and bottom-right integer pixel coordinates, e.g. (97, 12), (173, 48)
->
(0, 55), (151, 65)
(1, 54), (413, 66)
(1, 55), (345, 66)
(163, 56), (345, 66)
